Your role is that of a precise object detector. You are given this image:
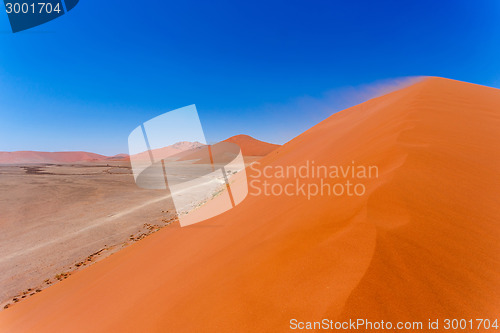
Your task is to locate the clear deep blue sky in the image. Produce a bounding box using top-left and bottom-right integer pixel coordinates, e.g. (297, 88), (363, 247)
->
(1, 0), (499, 155)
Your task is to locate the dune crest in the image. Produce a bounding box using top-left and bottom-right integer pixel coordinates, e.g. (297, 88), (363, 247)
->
(1, 77), (499, 332)
(223, 134), (280, 156)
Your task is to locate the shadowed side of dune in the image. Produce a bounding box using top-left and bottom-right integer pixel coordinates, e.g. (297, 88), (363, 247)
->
(0, 77), (499, 332)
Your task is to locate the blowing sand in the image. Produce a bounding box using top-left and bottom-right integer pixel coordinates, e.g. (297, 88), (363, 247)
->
(0, 77), (499, 332)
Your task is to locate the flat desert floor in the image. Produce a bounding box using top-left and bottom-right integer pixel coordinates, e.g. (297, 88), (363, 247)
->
(0, 162), (176, 308)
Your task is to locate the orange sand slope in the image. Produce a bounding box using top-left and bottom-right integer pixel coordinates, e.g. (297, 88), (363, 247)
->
(1, 77), (499, 332)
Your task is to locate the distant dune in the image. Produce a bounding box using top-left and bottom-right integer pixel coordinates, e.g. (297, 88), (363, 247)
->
(129, 141), (205, 162)
(172, 135), (280, 164)
(105, 153), (130, 161)
(0, 136), (278, 165)
(1, 77), (499, 332)
(223, 134), (280, 156)
(0, 151), (108, 164)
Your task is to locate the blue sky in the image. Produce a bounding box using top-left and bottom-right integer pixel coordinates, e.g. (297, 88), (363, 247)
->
(1, 0), (500, 155)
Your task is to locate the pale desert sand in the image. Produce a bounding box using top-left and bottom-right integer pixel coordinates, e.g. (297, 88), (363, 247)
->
(0, 78), (499, 332)
(0, 162), (177, 308)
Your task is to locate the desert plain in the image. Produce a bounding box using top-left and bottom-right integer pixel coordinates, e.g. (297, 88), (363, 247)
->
(0, 161), (176, 308)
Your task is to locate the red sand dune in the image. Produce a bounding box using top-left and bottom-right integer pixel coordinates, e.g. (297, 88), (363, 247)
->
(223, 134), (280, 156)
(1, 77), (499, 332)
(0, 151), (107, 164)
(170, 135), (279, 164)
